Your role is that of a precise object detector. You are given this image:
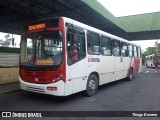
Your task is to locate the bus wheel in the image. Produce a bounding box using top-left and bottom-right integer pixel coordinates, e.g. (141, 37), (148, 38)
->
(85, 74), (98, 96)
(128, 68), (133, 81)
(146, 64), (149, 68)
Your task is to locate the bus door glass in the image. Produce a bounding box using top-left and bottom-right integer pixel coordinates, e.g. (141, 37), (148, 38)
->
(66, 24), (87, 93)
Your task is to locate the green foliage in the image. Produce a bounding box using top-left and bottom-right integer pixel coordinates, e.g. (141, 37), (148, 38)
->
(0, 34), (12, 47)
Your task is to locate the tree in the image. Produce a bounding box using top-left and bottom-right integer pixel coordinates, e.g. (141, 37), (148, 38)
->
(0, 34), (12, 47)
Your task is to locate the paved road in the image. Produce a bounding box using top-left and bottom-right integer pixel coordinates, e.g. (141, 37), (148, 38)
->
(0, 66), (160, 120)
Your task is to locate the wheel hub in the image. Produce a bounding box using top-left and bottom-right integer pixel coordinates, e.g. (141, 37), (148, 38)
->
(89, 80), (96, 90)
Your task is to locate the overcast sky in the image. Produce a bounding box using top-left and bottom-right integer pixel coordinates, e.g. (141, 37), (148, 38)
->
(97, 0), (160, 17)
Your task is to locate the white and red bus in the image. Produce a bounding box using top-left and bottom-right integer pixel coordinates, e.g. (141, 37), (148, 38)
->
(145, 53), (160, 68)
(19, 17), (141, 96)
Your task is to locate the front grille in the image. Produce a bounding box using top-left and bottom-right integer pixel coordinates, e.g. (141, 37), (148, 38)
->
(25, 71), (47, 77)
(22, 70), (50, 84)
(27, 86), (45, 93)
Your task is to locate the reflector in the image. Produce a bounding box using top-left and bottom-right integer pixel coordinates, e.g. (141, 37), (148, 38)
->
(47, 86), (57, 91)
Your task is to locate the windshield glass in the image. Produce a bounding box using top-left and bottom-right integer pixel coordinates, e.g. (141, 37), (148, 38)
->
(20, 31), (63, 67)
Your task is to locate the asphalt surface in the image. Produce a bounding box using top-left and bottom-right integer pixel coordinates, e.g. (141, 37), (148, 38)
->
(0, 66), (160, 120)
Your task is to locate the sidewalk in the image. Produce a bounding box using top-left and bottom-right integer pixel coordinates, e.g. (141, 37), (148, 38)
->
(0, 82), (20, 94)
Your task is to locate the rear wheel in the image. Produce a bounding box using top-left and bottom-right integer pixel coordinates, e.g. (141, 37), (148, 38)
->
(85, 74), (98, 96)
(128, 68), (133, 81)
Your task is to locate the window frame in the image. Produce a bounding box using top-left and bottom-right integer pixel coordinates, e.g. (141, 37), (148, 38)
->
(113, 39), (121, 56)
(87, 31), (100, 55)
(133, 46), (138, 57)
(128, 44), (133, 57)
(121, 42), (128, 57)
(101, 35), (112, 56)
(138, 47), (141, 57)
(66, 24), (86, 66)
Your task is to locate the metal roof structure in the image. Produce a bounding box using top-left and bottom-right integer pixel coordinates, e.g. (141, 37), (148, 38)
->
(0, 0), (160, 40)
(119, 12), (160, 33)
(118, 12), (160, 40)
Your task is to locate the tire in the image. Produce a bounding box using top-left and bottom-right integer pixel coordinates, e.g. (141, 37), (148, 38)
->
(85, 74), (98, 97)
(146, 64), (149, 68)
(127, 68), (133, 81)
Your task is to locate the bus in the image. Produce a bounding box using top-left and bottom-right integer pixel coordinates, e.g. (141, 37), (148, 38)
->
(19, 16), (141, 96)
(145, 53), (160, 68)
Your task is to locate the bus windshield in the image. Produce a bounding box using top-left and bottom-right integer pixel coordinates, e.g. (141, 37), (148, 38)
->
(20, 31), (63, 67)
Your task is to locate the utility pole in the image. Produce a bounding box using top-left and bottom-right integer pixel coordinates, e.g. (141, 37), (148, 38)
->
(157, 39), (159, 53)
(11, 34), (15, 47)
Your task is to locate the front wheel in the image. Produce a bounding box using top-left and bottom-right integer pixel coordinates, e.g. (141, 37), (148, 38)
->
(85, 74), (98, 97)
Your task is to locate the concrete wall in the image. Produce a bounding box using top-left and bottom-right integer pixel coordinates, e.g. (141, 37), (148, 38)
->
(0, 68), (19, 84)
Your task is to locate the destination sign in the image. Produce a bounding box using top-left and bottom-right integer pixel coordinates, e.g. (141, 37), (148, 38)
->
(28, 23), (45, 31)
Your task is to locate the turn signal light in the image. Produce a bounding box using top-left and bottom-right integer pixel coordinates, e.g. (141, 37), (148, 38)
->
(52, 73), (64, 83)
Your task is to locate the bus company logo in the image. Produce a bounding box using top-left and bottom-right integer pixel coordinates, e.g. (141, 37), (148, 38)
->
(88, 58), (100, 62)
(1, 112), (42, 118)
(2, 112), (11, 117)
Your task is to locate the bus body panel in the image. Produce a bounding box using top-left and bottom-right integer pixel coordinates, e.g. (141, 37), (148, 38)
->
(98, 55), (114, 85)
(19, 16), (141, 96)
(19, 77), (65, 96)
(114, 56), (124, 81)
(65, 59), (87, 95)
(130, 57), (141, 76)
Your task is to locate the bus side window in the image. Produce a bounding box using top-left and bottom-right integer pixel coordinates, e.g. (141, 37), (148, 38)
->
(87, 32), (100, 55)
(74, 27), (86, 61)
(128, 44), (133, 57)
(121, 42), (128, 57)
(138, 47), (141, 57)
(113, 40), (120, 56)
(134, 46), (138, 57)
(101, 36), (112, 56)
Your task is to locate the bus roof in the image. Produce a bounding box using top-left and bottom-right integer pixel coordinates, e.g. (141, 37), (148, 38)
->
(63, 17), (141, 47)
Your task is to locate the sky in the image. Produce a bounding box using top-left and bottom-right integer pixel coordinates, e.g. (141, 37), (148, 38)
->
(97, 0), (160, 17)
(1, 0), (160, 51)
(0, 32), (20, 48)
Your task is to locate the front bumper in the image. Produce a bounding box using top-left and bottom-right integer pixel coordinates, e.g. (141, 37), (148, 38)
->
(19, 76), (65, 96)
